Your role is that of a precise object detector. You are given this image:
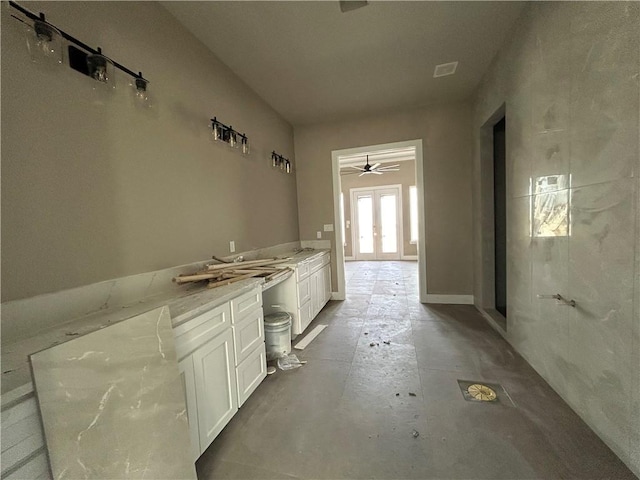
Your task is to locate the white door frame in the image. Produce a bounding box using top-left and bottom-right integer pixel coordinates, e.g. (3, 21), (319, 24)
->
(331, 139), (427, 302)
(350, 185), (403, 261)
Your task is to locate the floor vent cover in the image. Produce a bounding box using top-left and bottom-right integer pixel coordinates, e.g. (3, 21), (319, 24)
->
(457, 380), (505, 404)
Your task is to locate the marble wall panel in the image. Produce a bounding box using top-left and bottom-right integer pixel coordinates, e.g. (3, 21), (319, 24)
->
(474, 2), (639, 475)
(30, 306), (196, 480)
(566, 178), (636, 463)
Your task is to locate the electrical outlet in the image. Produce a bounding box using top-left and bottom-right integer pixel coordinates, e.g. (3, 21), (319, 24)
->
(316, 231), (322, 239)
(346, 220), (351, 229)
(229, 241), (235, 253)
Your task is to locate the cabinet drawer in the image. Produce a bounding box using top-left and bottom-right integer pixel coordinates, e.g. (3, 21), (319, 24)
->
(297, 277), (311, 307)
(232, 307), (265, 365)
(309, 255), (325, 273)
(231, 287), (262, 324)
(296, 261), (310, 281)
(174, 303), (231, 359)
(236, 344), (267, 407)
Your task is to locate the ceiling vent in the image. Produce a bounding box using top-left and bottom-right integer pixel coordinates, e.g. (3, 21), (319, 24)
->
(433, 61), (458, 78)
(339, 1), (368, 13)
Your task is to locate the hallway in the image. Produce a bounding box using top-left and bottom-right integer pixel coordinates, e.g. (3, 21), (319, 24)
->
(196, 261), (635, 479)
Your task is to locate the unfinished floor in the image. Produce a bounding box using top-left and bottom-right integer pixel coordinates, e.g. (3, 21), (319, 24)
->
(196, 261), (636, 479)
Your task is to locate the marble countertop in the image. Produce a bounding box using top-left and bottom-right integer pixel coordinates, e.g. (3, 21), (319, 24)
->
(1, 249), (328, 399)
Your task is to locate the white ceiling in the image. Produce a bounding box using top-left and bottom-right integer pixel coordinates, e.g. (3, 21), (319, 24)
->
(163, 1), (526, 126)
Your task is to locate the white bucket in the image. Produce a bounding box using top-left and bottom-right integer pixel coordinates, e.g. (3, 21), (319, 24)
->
(264, 312), (292, 361)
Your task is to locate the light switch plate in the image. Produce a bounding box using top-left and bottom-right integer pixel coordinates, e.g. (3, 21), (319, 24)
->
(323, 224), (334, 232)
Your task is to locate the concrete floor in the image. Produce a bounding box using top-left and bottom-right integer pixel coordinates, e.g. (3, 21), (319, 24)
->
(197, 261), (636, 479)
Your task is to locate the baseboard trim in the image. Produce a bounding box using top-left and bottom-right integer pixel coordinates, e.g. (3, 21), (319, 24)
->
(477, 306), (507, 336)
(425, 294), (474, 305)
(344, 256), (355, 261)
(401, 255), (418, 261)
(331, 291), (345, 301)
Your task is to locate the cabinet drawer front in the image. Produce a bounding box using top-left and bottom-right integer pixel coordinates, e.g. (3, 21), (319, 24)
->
(232, 308), (265, 365)
(236, 344), (267, 407)
(297, 277), (311, 306)
(296, 261), (310, 281)
(174, 303), (231, 359)
(309, 255), (325, 273)
(231, 288), (262, 324)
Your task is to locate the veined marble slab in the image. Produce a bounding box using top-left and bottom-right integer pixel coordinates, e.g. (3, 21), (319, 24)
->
(30, 306), (196, 480)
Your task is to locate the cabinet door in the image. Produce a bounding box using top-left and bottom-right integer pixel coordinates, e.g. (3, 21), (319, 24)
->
(310, 270), (320, 318)
(236, 344), (267, 407)
(323, 264), (332, 304)
(297, 277), (311, 307)
(178, 356), (200, 461)
(192, 329), (238, 453)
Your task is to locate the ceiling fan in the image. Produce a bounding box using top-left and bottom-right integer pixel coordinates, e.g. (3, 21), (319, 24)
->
(342, 155), (400, 176)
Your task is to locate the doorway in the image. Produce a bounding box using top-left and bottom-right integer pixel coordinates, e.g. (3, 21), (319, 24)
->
(351, 186), (402, 261)
(331, 140), (426, 302)
(493, 117), (507, 318)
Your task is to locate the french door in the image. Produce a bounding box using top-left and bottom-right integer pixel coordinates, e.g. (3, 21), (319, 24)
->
(351, 186), (402, 260)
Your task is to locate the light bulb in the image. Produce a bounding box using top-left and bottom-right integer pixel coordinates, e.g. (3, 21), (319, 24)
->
(241, 136), (249, 155)
(130, 75), (151, 108)
(87, 50), (115, 88)
(229, 130), (237, 148)
(212, 122), (220, 141)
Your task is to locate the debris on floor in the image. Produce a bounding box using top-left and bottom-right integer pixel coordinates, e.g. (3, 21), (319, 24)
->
(266, 366), (277, 375)
(294, 324), (328, 350)
(412, 430), (420, 438)
(383, 340), (391, 345)
(409, 392), (417, 397)
(364, 332), (369, 335)
(277, 353), (306, 370)
(395, 393), (400, 396)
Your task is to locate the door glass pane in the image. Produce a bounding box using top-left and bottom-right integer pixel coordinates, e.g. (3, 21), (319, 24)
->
(357, 195), (374, 254)
(380, 194), (397, 253)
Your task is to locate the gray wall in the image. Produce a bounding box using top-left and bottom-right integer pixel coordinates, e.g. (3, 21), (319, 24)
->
(341, 160), (417, 258)
(1, 2), (299, 302)
(472, 2), (639, 476)
(294, 103), (473, 295)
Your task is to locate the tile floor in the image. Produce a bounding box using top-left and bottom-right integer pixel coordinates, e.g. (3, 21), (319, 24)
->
(196, 261), (636, 479)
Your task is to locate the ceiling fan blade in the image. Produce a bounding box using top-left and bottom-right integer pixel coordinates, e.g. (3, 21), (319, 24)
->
(371, 171), (383, 175)
(378, 169), (399, 172)
(377, 164), (400, 169)
(370, 163), (381, 170)
(359, 172), (367, 177)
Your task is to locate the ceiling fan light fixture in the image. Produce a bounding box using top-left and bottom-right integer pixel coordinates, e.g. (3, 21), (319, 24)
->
(433, 61), (458, 78)
(339, 1), (368, 13)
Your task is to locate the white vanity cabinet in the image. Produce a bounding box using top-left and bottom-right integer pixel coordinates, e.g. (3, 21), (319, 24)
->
(263, 251), (331, 336)
(174, 285), (266, 458)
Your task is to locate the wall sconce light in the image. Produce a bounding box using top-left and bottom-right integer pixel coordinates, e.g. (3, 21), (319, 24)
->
(271, 151), (292, 174)
(24, 12), (63, 65)
(129, 72), (152, 107)
(211, 117), (249, 155)
(9, 2), (149, 98)
(86, 47), (114, 86)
